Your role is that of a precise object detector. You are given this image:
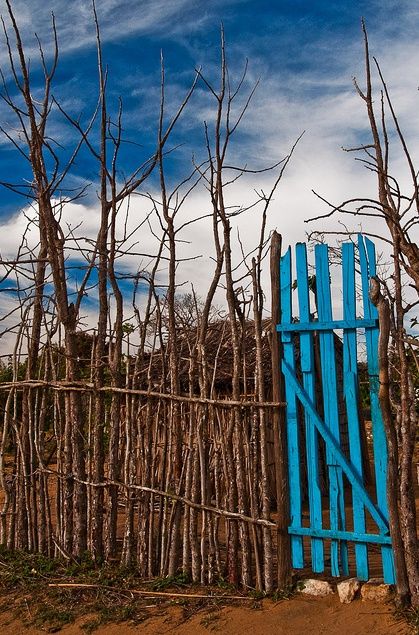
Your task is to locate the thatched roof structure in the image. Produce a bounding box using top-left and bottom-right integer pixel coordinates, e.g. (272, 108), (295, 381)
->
(128, 318), (274, 394)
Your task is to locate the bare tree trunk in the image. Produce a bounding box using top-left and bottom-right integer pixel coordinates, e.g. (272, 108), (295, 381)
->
(370, 277), (410, 606)
(252, 258), (273, 592)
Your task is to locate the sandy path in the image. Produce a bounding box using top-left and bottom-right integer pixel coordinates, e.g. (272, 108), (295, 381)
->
(0, 595), (411, 635)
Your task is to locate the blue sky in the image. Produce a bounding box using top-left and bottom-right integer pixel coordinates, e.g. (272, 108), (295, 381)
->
(1, 0), (418, 217)
(0, 0), (418, 345)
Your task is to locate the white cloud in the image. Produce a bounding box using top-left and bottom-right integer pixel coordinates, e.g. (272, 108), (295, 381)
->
(0, 0), (240, 60)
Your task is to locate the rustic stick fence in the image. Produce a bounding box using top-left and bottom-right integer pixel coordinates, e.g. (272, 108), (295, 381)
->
(0, 379), (288, 591)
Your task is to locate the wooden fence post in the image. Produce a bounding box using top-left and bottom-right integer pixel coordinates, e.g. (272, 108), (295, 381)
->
(370, 277), (410, 606)
(270, 231), (292, 589)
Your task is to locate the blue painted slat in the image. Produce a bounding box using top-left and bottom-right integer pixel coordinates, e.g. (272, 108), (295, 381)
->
(289, 526), (392, 545)
(295, 242), (324, 573)
(314, 244), (348, 577)
(358, 235), (395, 583)
(280, 247), (304, 569)
(342, 242), (369, 580)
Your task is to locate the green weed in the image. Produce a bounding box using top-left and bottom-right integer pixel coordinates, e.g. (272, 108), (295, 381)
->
(272, 584), (297, 601)
(152, 571), (190, 590)
(395, 605), (419, 634)
(32, 604), (74, 633)
(200, 610), (221, 631)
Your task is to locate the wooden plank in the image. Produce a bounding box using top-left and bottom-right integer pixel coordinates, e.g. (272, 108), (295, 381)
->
(358, 235), (395, 583)
(314, 244), (348, 576)
(280, 246), (304, 569)
(342, 242), (369, 580)
(289, 526), (392, 545)
(295, 243), (324, 573)
(270, 231), (292, 589)
(276, 318), (377, 332)
(281, 359), (389, 532)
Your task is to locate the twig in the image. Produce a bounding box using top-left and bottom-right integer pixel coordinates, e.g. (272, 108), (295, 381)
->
(48, 583), (250, 600)
(0, 380), (286, 409)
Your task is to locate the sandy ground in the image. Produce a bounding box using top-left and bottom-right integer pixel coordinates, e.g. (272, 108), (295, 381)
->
(0, 594), (411, 635)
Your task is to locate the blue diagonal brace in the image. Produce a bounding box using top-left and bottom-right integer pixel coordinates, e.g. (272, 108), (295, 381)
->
(282, 359), (389, 534)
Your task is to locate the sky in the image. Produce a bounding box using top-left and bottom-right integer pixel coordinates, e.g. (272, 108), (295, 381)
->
(0, 0), (418, 348)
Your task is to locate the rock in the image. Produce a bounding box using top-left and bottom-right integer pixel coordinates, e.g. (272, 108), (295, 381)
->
(361, 579), (394, 603)
(337, 577), (361, 603)
(299, 579), (334, 596)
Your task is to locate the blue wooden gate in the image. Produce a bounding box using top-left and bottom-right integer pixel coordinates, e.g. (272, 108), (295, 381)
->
(276, 235), (395, 583)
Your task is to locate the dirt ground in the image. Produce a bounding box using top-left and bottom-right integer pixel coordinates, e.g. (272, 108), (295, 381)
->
(0, 449), (417, 635)
(0, 594), (412, 635)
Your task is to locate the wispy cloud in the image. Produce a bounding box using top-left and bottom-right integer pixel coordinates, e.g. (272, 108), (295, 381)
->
(1, 0), (243, 59)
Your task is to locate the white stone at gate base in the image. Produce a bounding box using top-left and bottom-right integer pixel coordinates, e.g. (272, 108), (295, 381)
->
(337, 578), (361, 603)
(299, 579), (334, 596)
(360, 578), (394, 603)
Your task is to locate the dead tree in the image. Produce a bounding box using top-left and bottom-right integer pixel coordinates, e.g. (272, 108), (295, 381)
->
(307, 21), (418, 607)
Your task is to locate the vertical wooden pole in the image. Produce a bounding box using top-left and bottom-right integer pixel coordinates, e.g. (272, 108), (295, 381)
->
(369, 276), (410, 605)
(270, 231), (292, 589)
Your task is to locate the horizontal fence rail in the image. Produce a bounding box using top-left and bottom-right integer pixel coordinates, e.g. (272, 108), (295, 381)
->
(0, 380), (286, 408)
